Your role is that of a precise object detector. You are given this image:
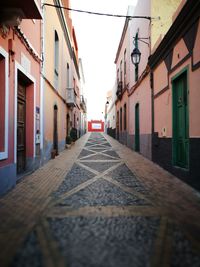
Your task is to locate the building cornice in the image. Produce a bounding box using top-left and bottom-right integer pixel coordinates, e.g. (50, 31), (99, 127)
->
(54, 0), (80, 79)
(14, 27), (41, 62)
(149, 0), (200, 69)
(114, 18), (129, 64)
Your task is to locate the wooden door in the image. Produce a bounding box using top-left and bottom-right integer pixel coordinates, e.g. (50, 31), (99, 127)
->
(17, 84), (26, 173)
(135, 103), (140, 152)
(173, 72), (189, 168)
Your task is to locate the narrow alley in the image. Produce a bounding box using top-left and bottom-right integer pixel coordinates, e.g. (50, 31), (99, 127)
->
(0, 133), (200, 267)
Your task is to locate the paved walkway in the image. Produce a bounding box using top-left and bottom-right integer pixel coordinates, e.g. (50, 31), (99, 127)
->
(0, 132), (200, 267)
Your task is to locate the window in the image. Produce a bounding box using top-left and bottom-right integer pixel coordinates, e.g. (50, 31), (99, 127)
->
(67, 63), (70, 88)
(0, 47), (9, 160)
(54, 31), (59, 89)
(124, 49), (126, 86)
(120, 60), (123, 87)
(117, 68), (119, 84)
(124, 103), (127, 130)
(135, 33), (139, 82)
(120, 107), (122, 131)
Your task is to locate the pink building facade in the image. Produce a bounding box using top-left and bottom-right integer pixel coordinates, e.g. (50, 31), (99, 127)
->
(114, 7), (133, 147)
(114, 3), (152, 158)
(110, 0), (200, 188)
(0, 1), (42, 195)
(149, 0), (200, 189)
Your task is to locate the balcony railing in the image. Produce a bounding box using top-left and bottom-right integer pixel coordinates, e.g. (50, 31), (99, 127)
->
(116, 81), (123, 100)
(80, 95), (87, 113)
(66, 88), (76, 107)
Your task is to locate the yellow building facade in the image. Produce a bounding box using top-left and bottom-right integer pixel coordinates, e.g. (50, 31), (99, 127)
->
(42, 0), (83, 162)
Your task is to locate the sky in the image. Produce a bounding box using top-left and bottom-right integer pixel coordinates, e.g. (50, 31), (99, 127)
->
(70, 0), (138, 121)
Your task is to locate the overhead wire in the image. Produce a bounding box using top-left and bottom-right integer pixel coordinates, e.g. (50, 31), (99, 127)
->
(42, 3), (153, 20)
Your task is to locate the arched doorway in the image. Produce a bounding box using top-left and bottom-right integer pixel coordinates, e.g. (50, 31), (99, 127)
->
(66, 113), (70, 136)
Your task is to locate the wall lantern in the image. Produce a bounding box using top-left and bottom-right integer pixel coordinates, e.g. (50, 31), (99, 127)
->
(131, 47), (141, 65)
(106, 101), (109, 105)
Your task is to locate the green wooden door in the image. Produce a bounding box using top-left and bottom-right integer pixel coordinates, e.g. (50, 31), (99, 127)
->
(135, 103), (140, 152)
(173, 71), (189, 168)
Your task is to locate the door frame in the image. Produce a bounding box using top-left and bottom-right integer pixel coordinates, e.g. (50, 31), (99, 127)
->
(171, 66), (189, 169)
(14, 62), (36, 165)
(0, 46), (9, 160)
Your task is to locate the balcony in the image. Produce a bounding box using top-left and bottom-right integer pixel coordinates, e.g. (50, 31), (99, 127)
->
(0, 0), (42, 20)
(66, 88), (76, 107)
(80, 95), (87, 113)
(116, 81), (123, 100)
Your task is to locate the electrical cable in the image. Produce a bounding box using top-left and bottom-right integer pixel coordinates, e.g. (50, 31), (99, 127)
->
(43, 3), (152, 20)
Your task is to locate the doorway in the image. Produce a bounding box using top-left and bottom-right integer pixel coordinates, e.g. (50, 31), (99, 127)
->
(53, 105), (58, 155)
(67, 113), (70, 136)
(135, 103), (140, 152)
(116, 111), (119, 140)
(172, 70), (189, 169)
(17, 83), (26, 173)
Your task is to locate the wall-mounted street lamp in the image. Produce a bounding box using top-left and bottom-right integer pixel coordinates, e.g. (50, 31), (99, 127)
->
(106, 101), (109, 105)
(131, 36), (150, 66)
(131, 47), (141, 65)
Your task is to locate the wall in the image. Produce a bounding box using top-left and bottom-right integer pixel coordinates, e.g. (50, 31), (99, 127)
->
(151, 0), (183, 51)
(152, 16), (200, 189)
(88, 121), (104, 132)
(128, 75), (152, 159)
(43, 0), (72, 159)
(115, 91), (129, 145)
(0, 16), (41, 195)
(129, 0), (150, 88)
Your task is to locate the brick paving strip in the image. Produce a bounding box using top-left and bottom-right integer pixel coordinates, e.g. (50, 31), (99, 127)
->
(0, 134), (89, 267)
(0, 132), (200, 266)
(105, 135), (200, 234)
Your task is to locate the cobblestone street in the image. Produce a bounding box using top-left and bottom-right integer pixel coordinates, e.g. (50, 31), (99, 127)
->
(1, 133), (200, 267)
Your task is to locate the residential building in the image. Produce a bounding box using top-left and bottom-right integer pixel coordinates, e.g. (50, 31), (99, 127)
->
(149, 0), (200, 189)
(114, 0), (183, 159)
(0, 0), (42, 195)
(114, 6), (134, 146)
(41, 0), (83, 161)
(111, 0), (200, 189)
(79, 58), (87, 136)
(105, 86), (116, 139)
(0, 0), (87, 195)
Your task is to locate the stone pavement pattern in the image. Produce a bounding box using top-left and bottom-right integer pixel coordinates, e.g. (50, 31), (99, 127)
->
(1, 133), (200, 267)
